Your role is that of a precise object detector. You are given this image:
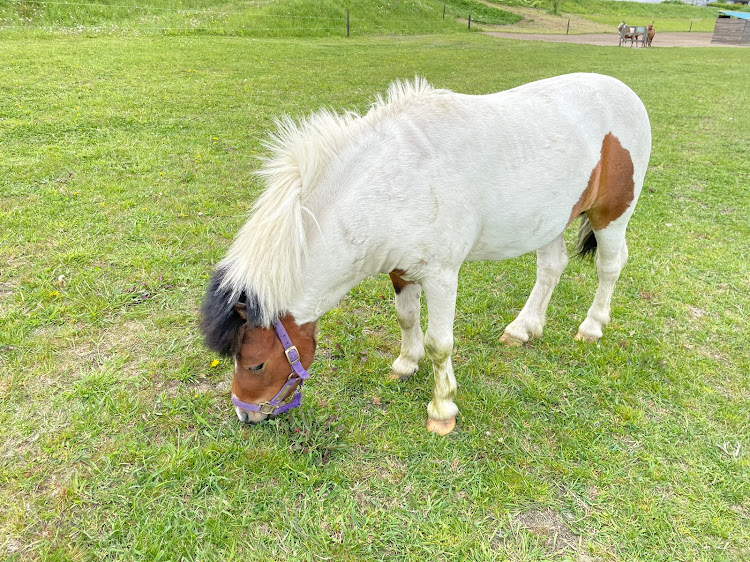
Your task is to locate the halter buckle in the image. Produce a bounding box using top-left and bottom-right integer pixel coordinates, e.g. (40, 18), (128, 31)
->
(285, 345), (301, 365)
(258, 402), (276, 415)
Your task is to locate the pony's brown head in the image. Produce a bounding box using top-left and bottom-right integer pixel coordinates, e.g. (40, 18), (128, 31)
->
(200, 269), (317, 423)
(231, 309), (316, 422)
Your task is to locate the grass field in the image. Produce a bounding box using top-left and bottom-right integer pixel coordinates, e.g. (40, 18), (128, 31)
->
(546, 0), (726, 32)
(0, 0), (520, 35)
(0, 0), (738, 35)
(2, 4), (750, 561)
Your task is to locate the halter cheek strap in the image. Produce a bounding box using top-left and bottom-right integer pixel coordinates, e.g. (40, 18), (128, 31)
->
(231, 320), (312, 417)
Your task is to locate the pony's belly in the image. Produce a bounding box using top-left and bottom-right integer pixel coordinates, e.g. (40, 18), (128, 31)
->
(466, 216), (568, 262)
(466, 242), (541, 263)
(466, 247), (526, 262)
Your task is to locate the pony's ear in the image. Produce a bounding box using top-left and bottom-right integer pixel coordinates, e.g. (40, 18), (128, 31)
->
(234, 302), (248, 320)
(200, 269), (248, 356)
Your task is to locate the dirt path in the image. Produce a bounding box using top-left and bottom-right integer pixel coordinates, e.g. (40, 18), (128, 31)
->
(483, 31), (726, 48)
(482, 5), (614, 34)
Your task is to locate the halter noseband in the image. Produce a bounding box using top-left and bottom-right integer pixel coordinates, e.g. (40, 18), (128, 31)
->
(231, 319), (311, 417)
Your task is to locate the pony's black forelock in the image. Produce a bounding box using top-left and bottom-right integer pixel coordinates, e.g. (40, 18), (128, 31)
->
(199, 268), (263, 356)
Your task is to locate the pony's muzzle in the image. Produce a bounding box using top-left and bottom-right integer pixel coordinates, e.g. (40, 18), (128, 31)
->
(233, 403), (268, 424)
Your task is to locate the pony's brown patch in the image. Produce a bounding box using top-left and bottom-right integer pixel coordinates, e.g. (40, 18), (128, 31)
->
(389, 269), (414, 295)
(569, 133), (635, 231)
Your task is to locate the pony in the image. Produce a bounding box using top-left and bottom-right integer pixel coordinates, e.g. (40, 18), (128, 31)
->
(646, 24), (655, 47)
(200, 73), (651, 435)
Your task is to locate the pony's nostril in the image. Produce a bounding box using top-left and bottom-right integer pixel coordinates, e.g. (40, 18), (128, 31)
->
(234, 406), (249, 423)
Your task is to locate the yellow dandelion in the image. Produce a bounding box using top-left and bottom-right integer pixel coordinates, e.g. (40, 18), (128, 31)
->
(211, 359), (220, 367)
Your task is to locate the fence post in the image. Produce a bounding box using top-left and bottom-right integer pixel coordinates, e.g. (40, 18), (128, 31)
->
(688, 20), (693, 32)
(468, 14), (471, 29)
(566, 19), (570, 35)
(346, 9), (350, 37)
(443, 5), (446, 19)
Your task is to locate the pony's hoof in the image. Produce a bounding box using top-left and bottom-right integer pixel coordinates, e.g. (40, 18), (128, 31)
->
(574, 331), (599, 343)
(500, 333), (524, 347)
(389, 367), (417, 381)
(426, 417), (456, 435)
(390, 356), (421, 380)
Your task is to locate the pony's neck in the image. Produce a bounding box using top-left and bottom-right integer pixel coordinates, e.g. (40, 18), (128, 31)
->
(286, 249), (368, 325)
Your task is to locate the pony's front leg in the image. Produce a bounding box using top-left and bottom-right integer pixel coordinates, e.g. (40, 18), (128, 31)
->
(422, 273), (459, 435)
(389, 278), (425, 380)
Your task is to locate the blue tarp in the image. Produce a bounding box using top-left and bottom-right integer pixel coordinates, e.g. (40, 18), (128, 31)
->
(719, 10), (750, 20)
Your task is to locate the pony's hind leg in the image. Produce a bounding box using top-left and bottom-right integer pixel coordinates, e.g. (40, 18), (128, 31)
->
(501, 234), (569, 346)
(421, 272), (460, 435)
(575, 221), (629, 342)
(389, 273), (425, 380)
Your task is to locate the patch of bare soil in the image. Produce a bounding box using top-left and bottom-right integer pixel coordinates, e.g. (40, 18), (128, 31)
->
(57, 320), (148, 375)
(0, 281), (17, 305)
(495, 508), (596, 560)
(484, 5), (613, 34)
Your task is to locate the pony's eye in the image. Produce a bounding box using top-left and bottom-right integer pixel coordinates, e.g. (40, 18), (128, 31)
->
(247, 363), (265, 372)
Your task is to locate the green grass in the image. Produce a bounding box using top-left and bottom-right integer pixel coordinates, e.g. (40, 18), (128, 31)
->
(486, 0), (724, 32)
(0, 0), (726, 35)
(1, 14), (749, 562)
(0, 0), (519, 36)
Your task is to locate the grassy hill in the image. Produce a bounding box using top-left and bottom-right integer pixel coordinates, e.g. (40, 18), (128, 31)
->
(556, 0), (724, 31)
(1, 0), (731, 36)
(0, 0), (519, 36)
(485, 0), (726, 32)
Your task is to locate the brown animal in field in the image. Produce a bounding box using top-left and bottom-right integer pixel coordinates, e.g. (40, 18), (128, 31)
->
(646, 24), (655, 47)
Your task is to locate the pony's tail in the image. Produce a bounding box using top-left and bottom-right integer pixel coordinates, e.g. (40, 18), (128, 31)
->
(575, 214), (598, 258)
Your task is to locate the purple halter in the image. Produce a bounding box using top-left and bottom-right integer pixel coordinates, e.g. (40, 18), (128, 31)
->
(231, 320), (311, 417)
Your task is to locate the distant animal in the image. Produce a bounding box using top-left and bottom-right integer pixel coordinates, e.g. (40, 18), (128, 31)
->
(647, 24), (655, 47)
(619, 22), (647, 47)
(201, 73), (652, 435)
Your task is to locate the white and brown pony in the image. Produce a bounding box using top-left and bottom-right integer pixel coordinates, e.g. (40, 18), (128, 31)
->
(201, 73), (651, 435)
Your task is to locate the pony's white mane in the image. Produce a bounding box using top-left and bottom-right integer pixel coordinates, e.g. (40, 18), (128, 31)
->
(219, 77), (438, 326)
